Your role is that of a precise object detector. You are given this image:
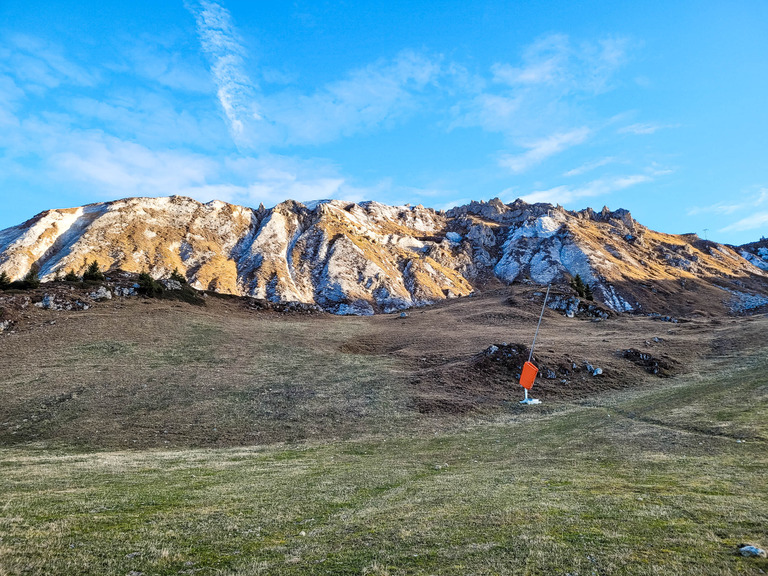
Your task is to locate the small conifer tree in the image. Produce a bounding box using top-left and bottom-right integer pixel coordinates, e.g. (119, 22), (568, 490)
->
(584, 283), (594, 301)
(22, 266), (40, 288)
(170, 268), (187, 284)
(64, 269), (80, 282)
(137, 271), (163, 297)
(0, 271), (10, 289)
(82, 260), (105, 282)
(570, 274), (586, 298)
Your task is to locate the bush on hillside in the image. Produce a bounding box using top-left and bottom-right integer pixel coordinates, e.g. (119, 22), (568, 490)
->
(12, 267), (41, 289)
(170, 268), (187, 284)
(570, 274), (594, 301)
(137, 272), (164, 297)
(0, 271), (10, 289)
(82, 260), (105, 282)
(64, 269), (80, 282)
(136, 270), (204, 306)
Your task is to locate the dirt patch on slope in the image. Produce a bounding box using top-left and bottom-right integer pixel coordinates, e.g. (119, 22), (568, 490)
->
(0, 282), (759, 448)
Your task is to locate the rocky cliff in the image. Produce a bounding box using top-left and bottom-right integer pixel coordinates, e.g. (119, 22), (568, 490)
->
(1, 196), (766, 315)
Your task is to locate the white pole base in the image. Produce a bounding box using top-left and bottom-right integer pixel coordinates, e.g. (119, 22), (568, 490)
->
(520, 388), (541, 405)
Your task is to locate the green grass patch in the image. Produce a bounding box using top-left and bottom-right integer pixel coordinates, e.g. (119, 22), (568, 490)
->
(1, 353), (767, 575)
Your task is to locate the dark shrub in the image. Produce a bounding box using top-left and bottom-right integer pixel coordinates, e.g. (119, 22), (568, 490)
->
(137, 272), (164, 297)
(570, 274), (586, 298)
(170, 268), (187, 284)
(82, 260), (105, 282)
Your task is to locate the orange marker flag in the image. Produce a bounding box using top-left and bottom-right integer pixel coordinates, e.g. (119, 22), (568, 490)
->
(519, 284), (549, 405)
(520, 361), (538, 390)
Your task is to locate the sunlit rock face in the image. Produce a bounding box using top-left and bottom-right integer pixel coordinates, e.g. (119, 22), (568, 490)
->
(0, 196), (765, 314)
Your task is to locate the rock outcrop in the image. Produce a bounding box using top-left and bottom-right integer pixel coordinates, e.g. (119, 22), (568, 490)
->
(0, 196), (766, 315)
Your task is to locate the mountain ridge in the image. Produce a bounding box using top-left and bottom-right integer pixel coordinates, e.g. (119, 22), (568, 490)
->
(1, 195), (766, 315)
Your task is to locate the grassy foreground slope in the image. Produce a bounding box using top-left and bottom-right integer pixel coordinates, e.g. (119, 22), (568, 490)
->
(1, 347), (766, 575)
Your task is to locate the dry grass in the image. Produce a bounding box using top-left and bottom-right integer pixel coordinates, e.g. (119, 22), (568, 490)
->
(0, 346), (766, 574)
(0, 287), (765, 449)
(0, 290), (766, 574)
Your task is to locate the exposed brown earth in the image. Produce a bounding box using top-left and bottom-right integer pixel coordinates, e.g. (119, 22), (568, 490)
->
(1, 280), (765, 450)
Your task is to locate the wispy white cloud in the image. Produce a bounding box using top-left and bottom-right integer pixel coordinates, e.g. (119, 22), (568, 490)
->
(490, 34), (629, 93)
(37, 126), (376, 209)
(618, 122), (678, 135)
(687, 202), (747, 216)
(0, 76), (24, 126)
(720, 211), (768, 232)
(688, 187), (768, 216)
(564, 156), (617, 177)
(51, 134), (218, 197)
(67, 93), (229, 149)
(187, 2), (445, 149)
(451, 34), (631, 174)
(1, 34), (97, 91)
(521, 173), (651, 204)
(186, 0), (261, 149)
(261, 50), (442, 145)
(499, 128), (590, 174)
(490, 34), (569, 86)
(124, 39), (212, 93)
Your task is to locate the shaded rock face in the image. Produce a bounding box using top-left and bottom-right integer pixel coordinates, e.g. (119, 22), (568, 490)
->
(0, 196), (766, 315)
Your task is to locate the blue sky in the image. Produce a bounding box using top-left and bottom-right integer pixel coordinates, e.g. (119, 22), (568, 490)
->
(1, 0), (766, 245)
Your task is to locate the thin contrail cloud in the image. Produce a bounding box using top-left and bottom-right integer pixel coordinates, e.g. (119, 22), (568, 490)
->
(186, 0), (261, 149)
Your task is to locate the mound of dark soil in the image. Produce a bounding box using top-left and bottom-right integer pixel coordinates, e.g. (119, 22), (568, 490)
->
(411, 341), (632, 414)
(622, 348), (677, 377)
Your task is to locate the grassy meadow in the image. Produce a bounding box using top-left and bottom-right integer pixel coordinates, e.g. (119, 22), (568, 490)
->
(1, 343), (766, 575)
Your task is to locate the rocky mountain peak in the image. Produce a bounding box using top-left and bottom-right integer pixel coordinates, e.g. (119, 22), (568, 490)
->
(1, 195), (766, 316)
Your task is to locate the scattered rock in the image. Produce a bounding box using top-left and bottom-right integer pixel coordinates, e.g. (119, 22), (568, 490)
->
(160, 278), (183, 291)
(720, 287), (768, 314)
(35, 294), (54, 310)
(648, 313), (680, 323)
(334, 300), (375, 316)
(547, 294), (611, 320)
(592, 367), (603, 376)
(34, 293), (90, 311)
(115, 286), (136, 297)
(622, 348), (675, 377)
(88, 286), (112, 301)
(399, 311), (408, 318)
(486, 345), (499, 355)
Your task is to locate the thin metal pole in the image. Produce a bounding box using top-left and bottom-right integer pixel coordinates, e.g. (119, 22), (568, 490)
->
(528, 284), (550, 362)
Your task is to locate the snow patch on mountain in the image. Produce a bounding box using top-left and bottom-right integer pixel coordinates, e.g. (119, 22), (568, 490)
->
(599, 284), (635, 312)
(1, 195), (767, 316)
(741, 250), (768, 272)
(719, 286), (768, 313)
